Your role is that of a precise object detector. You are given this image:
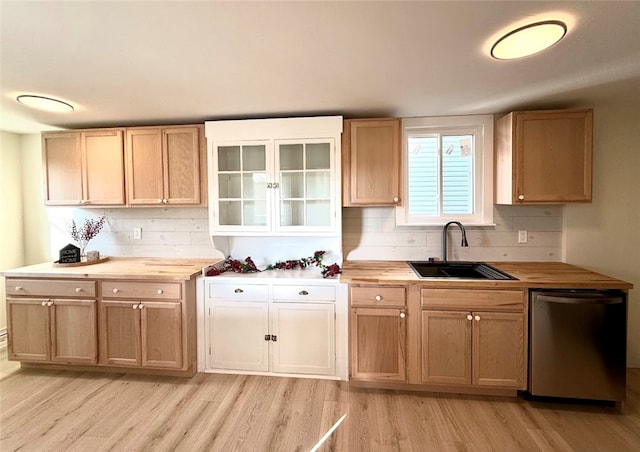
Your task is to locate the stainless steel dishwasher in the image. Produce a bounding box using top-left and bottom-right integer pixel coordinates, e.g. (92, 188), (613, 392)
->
(529, 289), (627, 402)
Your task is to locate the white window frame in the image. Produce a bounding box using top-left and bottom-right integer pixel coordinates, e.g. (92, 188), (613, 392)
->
(396, 115), (494, 226)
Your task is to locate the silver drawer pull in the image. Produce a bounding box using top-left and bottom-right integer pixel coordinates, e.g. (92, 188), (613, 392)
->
(157, 289), (164, 295)
(112, 288), (120, 294)
(299, 290), (309, 296)
(234, 288), (244, 294)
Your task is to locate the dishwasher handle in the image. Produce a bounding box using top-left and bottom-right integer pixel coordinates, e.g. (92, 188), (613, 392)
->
(536, 293), (624, 305)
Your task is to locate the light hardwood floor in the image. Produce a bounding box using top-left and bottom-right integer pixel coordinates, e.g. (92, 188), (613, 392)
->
(1, 348), (639, 452)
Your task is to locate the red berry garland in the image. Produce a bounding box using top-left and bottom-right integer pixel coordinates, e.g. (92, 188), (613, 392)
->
(205, 251), (341, 278)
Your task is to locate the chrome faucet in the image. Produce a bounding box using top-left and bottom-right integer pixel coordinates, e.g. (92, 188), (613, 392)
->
(442, 221), (469, 263)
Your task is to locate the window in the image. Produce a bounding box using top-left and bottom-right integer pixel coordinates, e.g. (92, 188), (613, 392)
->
(396, 115), (493, 225)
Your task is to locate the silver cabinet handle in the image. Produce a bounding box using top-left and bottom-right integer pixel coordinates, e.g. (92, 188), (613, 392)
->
(299, 290), (309, 296)
(234, 288), (244, 294)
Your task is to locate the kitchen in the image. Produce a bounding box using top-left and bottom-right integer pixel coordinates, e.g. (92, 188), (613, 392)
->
(1, 2), (640, 451)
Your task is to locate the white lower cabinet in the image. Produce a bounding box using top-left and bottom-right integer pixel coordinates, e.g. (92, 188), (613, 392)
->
(204, 279), (338, 377)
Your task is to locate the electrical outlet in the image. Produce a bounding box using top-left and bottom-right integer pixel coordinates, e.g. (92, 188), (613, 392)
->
(518, 230), (528, 243)
(133, 227), (142, 240)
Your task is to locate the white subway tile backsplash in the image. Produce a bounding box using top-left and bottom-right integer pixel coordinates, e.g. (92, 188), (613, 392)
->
(342, 205), (563, 262)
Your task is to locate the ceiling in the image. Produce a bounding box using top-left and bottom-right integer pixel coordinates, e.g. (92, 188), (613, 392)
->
(2, 1), (640, 134)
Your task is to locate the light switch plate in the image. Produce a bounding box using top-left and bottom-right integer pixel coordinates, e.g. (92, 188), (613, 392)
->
(134, 227), (142, 240)
(518, 230), (528, 243)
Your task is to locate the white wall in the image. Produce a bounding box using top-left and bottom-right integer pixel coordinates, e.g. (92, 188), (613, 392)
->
(0, 131), (25, 332)
(564, 99), (640, 367)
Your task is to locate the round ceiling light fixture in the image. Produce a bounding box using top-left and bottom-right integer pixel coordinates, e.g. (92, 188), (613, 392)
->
(16, 94), (75, 112)
(490, 20), (567, 60)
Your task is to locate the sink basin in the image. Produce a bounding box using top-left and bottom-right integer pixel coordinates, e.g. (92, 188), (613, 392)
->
(407, 261), (516, 280)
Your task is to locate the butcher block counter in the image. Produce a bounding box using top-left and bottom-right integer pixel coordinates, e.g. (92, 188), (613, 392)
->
(341, 260), (633, 289)
(2, 257), (216, 281)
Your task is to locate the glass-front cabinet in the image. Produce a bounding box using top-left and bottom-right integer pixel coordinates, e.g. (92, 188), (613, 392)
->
(214, 139), (335, 233)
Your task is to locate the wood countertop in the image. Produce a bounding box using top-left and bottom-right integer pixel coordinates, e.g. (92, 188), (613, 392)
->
(2, 257), (219, 281)
(341, 261), (633, 290)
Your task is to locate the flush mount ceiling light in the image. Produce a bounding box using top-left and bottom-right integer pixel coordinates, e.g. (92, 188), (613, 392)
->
(490, 20), (567, 60)
(16, 94), (75, 112)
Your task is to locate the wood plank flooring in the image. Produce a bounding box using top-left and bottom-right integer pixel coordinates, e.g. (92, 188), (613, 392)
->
(1, 348), (639, 451)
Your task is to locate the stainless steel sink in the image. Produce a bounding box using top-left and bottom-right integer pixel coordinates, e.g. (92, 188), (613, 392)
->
(407, 261), (516, 280)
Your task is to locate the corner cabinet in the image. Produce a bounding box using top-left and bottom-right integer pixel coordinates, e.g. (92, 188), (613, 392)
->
(206, 117), (343, 235)
(43, 129), (125, 206)
(495, 108), (593, 204)
(125, 125), (207, 206)
(204, 278), (341, 378)
(342, 118), (401, 206)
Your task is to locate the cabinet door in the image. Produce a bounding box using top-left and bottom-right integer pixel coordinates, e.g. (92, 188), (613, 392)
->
(515, 110), (592, 203)
(213, 141), (271, 232)
(344, 119), (400, 206)
(6, 299), (51, 361)
(83, 130), (125, 205)
(206, 300), (269, 371)
(163, 127), (202, 205)
(472, 312), (525, 388)
(43, 132), (83, 205)
(270, 302), (335, 375)
(421, 310), (472, 385)
(100, 300), (141, 366)
(350, 307), (406, 382)
(50, 299), (98, 364)
(140, 301), (183, 369)
(275, 139), (335, 232)
(126, 128), (164, 205)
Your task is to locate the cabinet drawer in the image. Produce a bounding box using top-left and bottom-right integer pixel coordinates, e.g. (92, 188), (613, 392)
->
(102, 281), (182, 300)
(209, 283), (269, 301)
(6, 278), (96, 298)
(272, 284), (335, 302)
(350, 285), (406, 308)
(421, 289), (525, 311)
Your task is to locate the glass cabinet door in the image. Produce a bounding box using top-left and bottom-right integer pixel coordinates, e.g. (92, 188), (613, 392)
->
(216, 142), (269, 229)
(276, 139), (333, 230)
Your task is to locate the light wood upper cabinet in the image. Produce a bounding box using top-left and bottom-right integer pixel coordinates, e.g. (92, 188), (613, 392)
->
(495, 108), (593, 204)
(349, 285), (407, 382)
(126, 125), (206, 206)
(342, 118), (401, 206)
(43, 129), (125, 206)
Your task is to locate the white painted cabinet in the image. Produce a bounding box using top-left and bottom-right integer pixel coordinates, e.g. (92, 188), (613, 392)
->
(206, 116), (343, 236)
(204, 278), (338, 377)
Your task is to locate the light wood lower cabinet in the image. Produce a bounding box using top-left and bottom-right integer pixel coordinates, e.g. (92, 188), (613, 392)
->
(5, 277), (196, 376)
(6, 278), (98, 364)
(420, 289), (527, 390)
(349, 285), (407, 382)
(421, 310), (525, 388)
(100, 299), (183, 368)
